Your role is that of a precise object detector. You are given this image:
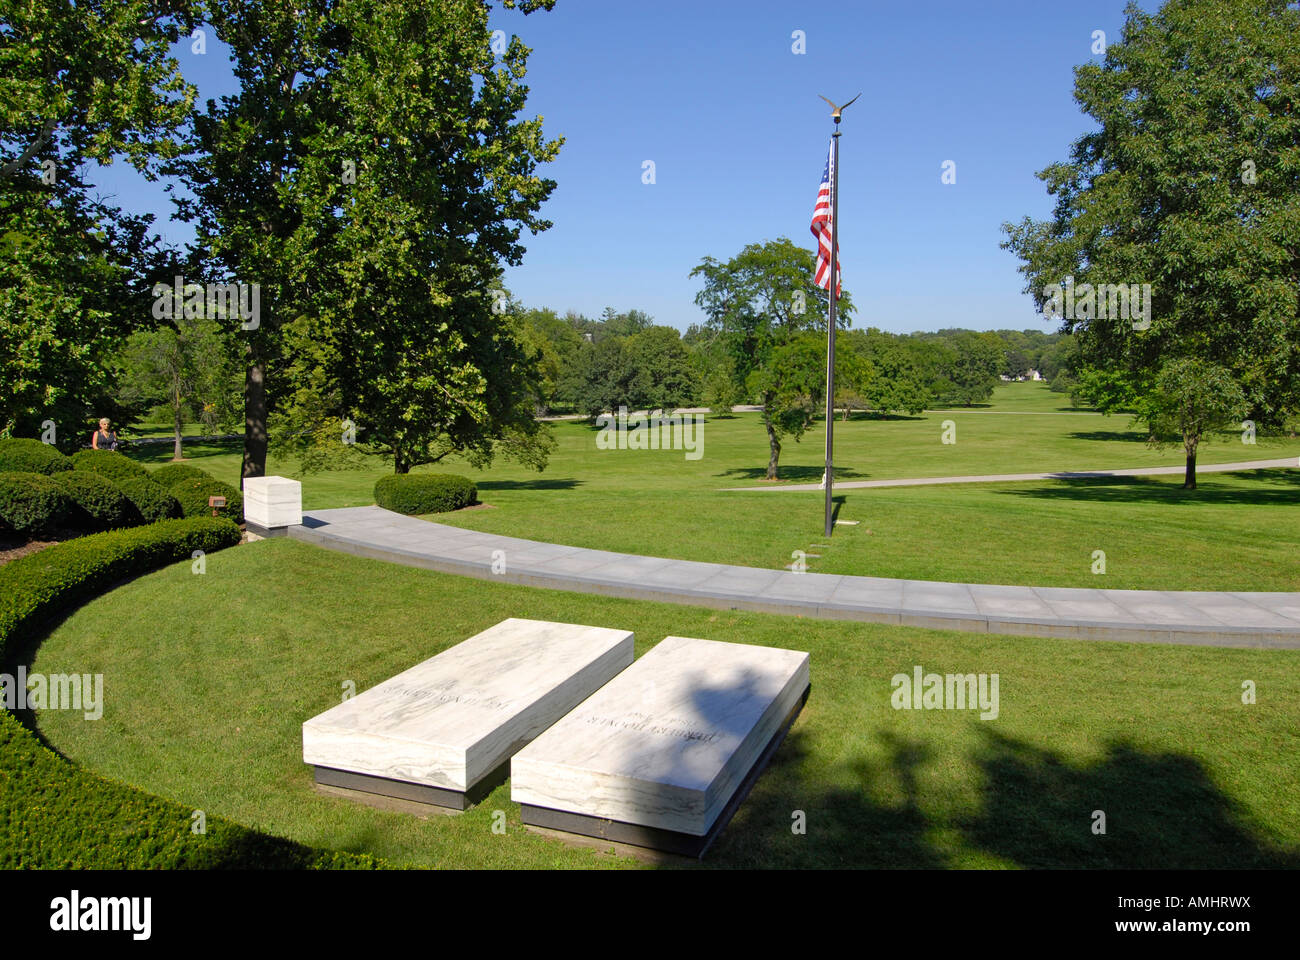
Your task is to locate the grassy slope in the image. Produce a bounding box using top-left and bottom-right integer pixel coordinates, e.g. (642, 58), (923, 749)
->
(127, 383), (1300, 590)
(34, 538), (1300, 869)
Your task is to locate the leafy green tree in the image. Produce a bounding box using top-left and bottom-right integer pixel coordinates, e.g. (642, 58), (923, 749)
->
(938, 331), (1004, 405)
(1036, 333), (1078, 382)
(698, 355), (745, 415)
(1070, 365), (1141, 412)
(832, 333), (873, 420)
(0, 0), (197, 182)
(599, 307), (654, 340)
(691, 238), (852, 479)
(623, 325), (698, 412)
(1, 1), (198, 447)
(178, 0), (560, 477)
(513, 307), (584, 413)
(745, 333), (827, 478)
(856, 330), (933, 415)
(117, 311), (242, 461)
(569, 336), (632, 419)
(1137, 358), (1249, 488)
(1002, 347), (1031, 380)
(1003, 0), (1300, 462)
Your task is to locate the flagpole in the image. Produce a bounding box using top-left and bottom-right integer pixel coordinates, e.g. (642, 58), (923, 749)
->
(823, 118), (841, 538)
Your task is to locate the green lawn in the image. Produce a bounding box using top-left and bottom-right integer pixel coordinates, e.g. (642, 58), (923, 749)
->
(127, 383), (1300, 591)
(33, 538), (1300, 869)
(926, 379), (1095, 413)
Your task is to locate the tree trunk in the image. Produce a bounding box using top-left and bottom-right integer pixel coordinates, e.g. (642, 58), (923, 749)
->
(242, 351), (268, 483)
(841, 405), (848, 422)
(1184, 451), (1196, 489)
(172, 381), (184, 462)
(764, 416), (781, 480)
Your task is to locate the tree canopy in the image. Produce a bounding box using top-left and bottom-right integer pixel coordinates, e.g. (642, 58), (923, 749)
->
(1003, 0), (1300, 484)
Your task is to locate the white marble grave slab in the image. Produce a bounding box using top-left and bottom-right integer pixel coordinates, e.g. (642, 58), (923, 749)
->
(511, 635), (809, 837)
(303, 618), (634, 794)
(243, 475), (302, 528)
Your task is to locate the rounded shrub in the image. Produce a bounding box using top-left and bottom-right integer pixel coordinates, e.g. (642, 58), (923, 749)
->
(50, 471), (142, 531)
(69, 449), (150, 483)
(0, 471), (73, 537)
(150, 462), (212, 487)
(169, 475), (244, 520)
(0, 438), (73, 475)
(374, 473), (477, 515)
(114, 476), (184, 524)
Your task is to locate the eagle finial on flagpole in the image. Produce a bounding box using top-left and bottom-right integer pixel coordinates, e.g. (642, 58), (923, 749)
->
(818, 93), (862, 122)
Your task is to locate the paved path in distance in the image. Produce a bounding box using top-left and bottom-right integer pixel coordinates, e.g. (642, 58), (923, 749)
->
(288, 506), (1300, 649)
(720, 458), (1299, 492)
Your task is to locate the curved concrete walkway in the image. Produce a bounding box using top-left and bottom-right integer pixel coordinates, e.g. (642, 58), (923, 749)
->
(721, 457), (1299, 492)
(288, 506), (1300, 650)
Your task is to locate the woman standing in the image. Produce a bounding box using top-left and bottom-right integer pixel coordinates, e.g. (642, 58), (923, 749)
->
(91, 418), (118, 451)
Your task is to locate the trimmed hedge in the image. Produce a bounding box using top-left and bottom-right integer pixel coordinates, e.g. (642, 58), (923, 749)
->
(0, 518), (379, 868)
(70, 449), (150, 483)
(0, 471), (72, 537)
(114, 476), (184, 524)
(0, 438), (73, 475)
(150, 462), (212, 487)
(169, 476), (243, 520)
(374, 473), (477, 515)
(50, 470), (141, 531)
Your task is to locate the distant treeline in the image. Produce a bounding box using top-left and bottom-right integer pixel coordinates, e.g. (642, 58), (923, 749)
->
(512, 306), (1078, 417)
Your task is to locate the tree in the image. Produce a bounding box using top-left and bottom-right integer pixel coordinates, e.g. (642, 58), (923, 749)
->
(1138, 358), (1249, 488)
(513, 306), (584, 414)
(1, 1), (198, 447)
(857, 330), (933, 415)
(0, 1), (197, 183)
(177, 0), (560, 479)
(1002, 347), (1031, 380)
(746, 333), (826, 477)
(569, 336), (632, 419)
(117, 311), (242, 461)
(938, 331), (1004, 405)
(1002, 0), (1300, 479)
(623, 326), (698, 412)
(599, 307), (654, 339)
(689, 341), (742, 415)
(832, 333), (873, 420)
(691, 238), (853, 479)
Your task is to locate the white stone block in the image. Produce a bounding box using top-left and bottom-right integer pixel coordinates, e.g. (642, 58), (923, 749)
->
(303, 618), (634, 797)
(512, 635), (809, 839)
(243, 475), (301, 528)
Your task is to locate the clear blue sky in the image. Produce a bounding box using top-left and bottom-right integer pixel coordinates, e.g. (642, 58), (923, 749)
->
(87, 0), (1148, 334)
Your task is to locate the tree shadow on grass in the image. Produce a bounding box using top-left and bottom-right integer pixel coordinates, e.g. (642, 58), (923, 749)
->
(1066, 430), (1151, 443)
(835, 411), (927, 422)
(998, 473), (1300, 507)
(958, 728), (1299, 869)
(131, 438), (242, 465)
(473, 478), (583, 492)
(694, 724), (1297, 869)
(715, 465), (869, 483)
(699, 728), (950, 869)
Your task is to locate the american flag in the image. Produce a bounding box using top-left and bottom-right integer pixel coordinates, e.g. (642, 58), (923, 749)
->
(810, 139), (841, 296)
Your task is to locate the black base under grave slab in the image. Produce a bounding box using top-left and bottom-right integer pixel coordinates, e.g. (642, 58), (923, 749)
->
(312, 757), (509, 812)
